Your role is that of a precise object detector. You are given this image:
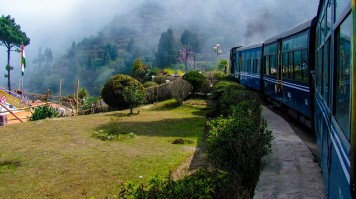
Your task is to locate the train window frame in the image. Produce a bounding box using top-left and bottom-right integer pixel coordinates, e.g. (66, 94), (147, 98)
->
(316, 48), (323, 95)
(322, 39), (330, 106)
(333, 14), (352, 140)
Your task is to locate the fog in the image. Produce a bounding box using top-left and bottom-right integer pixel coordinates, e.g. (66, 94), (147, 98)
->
(0, 0), (319, 87)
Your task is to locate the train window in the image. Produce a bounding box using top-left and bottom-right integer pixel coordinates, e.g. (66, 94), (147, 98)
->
(294, 51), (302, 81)
(264, 56), (269, 75)
(316, 48), (323, 94)
(334, 15), (352, 139)
(326, 0), (332, 33)
(335, 0), (349, 22)
(323, 39), (330, 106)
(282, 53), (289, 79)
(282, 38), (293, 51)
(293, 32), (308, 49)
(321, 16), (326, 44)
(270, 55), (277, 76)
(301, 50), (308, 82)
(257, 59), (261, 74)
(316, 25), (320, 47)
(288, 52), (294, 79)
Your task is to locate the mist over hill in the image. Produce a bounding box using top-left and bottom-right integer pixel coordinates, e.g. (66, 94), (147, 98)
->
(2, 0), (318, 96)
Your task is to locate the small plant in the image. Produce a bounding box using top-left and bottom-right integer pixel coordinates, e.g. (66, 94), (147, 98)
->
(30, 104), (59, 121)
(171, 138), (193, 144)
(0, 160), (21, 173)
(93, 117), (136, 141)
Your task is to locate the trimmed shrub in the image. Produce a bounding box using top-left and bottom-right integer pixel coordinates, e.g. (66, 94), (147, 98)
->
(206, 102), (273, 196)
(143, 81), (158, 88)
(101, 74), (145, 112)
(30, 104), (59, 121)
(170, 79), (192, 105)
(182, 70), (206, 94)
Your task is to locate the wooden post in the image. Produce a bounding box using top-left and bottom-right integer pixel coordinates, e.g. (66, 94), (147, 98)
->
(76, 78), (79, 115)
(59, 79), (62, 105)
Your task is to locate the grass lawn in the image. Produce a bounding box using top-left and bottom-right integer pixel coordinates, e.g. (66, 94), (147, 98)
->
(0, 99), (208, 198)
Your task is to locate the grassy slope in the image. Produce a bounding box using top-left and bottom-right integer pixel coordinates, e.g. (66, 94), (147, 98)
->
(0, 100), (207, 198)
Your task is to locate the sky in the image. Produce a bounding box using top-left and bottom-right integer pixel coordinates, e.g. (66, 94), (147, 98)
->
(0, 0), (319, 87)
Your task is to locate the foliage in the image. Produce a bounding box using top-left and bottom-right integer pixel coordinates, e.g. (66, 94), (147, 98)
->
(180, 29), (201, 53)
(78, 87), (89, 100)
(93, 117), (136, 141)
(30, 104), (59, 121)
(131, 58), (143, 76)
(210, 81), (245, 116)
(119, 169), (228, 198)
(0, 15), (30, 91)
(80, 96), (100, 110)
(161, 68), (174, 76)
(122, 84), (146, 114)
(145, 82), (172, 103)
(143, 81), (158, 88)
(182, 70), (206, 94)
(170, 79), (192, 105)
(155, 28), (178, 68)
(206, 102), (273, 195)
(152, 75), (166, 85)
(178, 45), (195, 72)
(101, 74), (145, 112)
(218, 59), (228, 72)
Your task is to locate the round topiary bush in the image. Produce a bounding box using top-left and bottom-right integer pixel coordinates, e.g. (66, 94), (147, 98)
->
(101, 74), (145, 111)
(182, 70), (206, 94)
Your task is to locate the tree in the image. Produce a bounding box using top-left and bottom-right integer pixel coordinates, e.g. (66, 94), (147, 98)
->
(155, 28), (178, 68)
(218, 59), (229, 73)
(0, 15), (30, 91)
(180, 29), (200, 68)
(101, 74), (145, 114)
(178, 45), (195, 72)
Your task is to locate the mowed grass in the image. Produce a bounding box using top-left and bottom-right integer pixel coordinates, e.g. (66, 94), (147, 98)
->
(0, 100), (208, 198)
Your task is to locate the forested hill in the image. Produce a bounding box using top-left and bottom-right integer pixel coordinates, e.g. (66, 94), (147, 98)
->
(27, 0), (318, 96)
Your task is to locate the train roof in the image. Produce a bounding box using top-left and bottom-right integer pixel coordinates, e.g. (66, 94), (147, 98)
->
(236, 43), (263, 51)
(264, 18), (314, 45)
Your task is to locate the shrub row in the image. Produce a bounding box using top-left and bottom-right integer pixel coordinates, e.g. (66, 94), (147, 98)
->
(206, 81), (273, 196)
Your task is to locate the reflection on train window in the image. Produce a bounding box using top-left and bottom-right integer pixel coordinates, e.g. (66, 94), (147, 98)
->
(335, 15), (352, 139)
(323, 39), (330, 106)
(335, 0), (348, 22)
(316, 48), (323, 94)
(321, 17), (325, 44)
(281, 31), (309, 82)
(326, 0), (332, 33)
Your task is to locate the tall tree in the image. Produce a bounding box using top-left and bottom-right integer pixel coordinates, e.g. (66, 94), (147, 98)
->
(0, 15), (30, 91)
(180, 29), (200, 69)
(155, 28), (178, 68)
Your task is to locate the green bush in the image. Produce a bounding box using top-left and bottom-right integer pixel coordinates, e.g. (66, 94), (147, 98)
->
(119, 169), (228, 198)
(182, 70), (206, 94)
(78, 87), (89, 99)
(143, 81), (158, 88)
(101, 74), (145, 113)
(206, 102), (273, 196)
(30, 104), (59, 121)
(153, 75), (167, 85)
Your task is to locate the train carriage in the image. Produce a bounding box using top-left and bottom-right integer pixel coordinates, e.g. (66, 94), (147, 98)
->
(262, 19), (316, 125)
(232, 43), (263, 91)
(314, 0), (355, 198)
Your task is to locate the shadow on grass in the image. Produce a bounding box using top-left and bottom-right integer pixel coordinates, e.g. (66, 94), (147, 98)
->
(93, 115), (208, 171)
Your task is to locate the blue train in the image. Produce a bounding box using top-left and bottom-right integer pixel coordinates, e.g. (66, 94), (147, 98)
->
(229, 0), (355, 198)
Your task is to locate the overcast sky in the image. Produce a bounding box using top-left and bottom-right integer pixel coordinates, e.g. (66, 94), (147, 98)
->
(0, 0), (319, 87)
